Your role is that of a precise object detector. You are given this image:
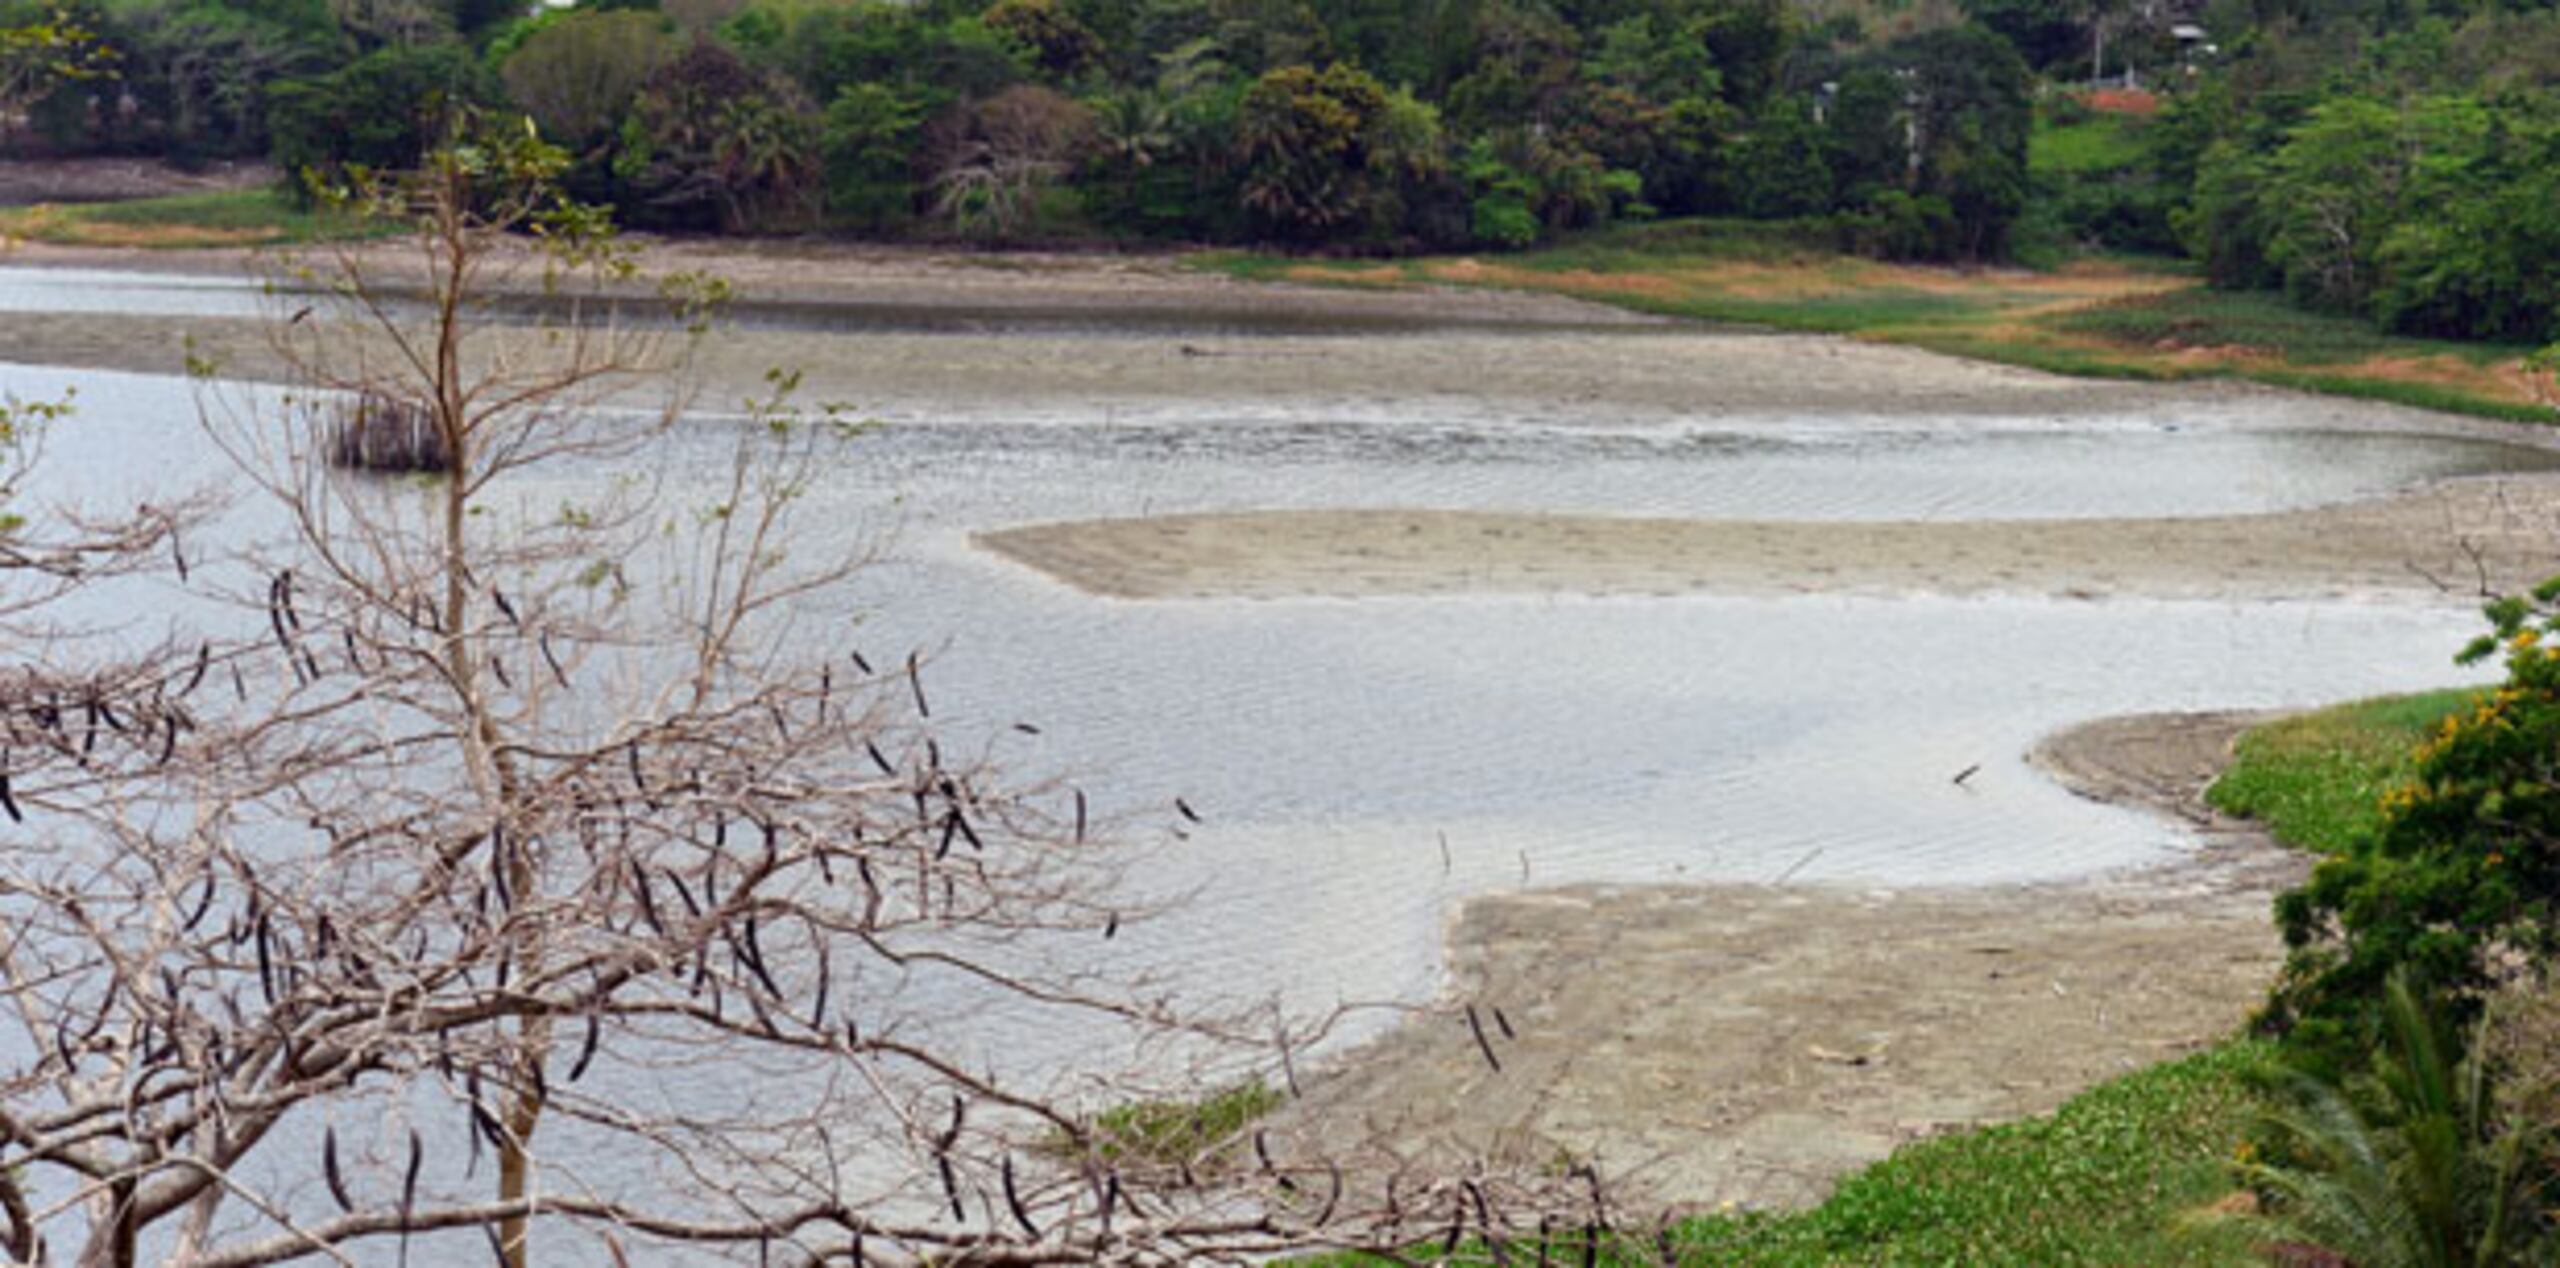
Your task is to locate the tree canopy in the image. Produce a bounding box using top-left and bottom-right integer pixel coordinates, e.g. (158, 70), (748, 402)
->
(8, 0), (2559, 332)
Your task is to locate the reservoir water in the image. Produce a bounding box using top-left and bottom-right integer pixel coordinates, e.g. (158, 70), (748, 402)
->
(0, 264), (2544, 1258)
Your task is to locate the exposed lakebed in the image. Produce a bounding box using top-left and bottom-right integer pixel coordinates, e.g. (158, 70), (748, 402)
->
(3, 255), (2553, 1211)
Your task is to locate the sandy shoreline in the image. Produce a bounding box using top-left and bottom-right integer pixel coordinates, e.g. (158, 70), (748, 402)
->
(1275, 710), (2302, 1212)
(0, 237), (1661, 329)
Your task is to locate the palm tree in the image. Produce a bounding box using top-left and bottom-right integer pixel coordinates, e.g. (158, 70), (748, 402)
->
(1091, 88), (1173, 170)
(2241, 972), (2551, 1267)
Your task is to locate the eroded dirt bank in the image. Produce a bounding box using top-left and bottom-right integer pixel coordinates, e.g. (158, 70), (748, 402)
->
(1271, 711), (2299, 1211)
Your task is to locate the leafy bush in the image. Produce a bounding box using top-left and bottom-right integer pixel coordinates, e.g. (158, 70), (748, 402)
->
(499, 10), (678, 151)
(2272, 584), (2560, 1064)
(1082, 1080), (1282, 1166)
(2183, 89), (2560, 345)
(613, 38), (821, 232)
(982, 0), (1099, 77)
(1728, 99), (1833, 220)
(1835, 189), (1957, 261)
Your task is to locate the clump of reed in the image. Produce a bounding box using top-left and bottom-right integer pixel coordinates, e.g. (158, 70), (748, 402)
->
(325, 393), (448, 473)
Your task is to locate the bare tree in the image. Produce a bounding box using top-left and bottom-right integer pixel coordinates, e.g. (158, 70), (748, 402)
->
(928, 86), (1094, 239)
(0, 130), (1608, 1265)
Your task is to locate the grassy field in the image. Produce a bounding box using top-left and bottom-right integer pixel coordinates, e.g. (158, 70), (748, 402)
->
(2206, 688), (2478, 855)
(1299, 1043), (2277, 1266)
(0, 187), (370, 248)
(2033, 113), (2152, 177)
(1666, 1043), (2275, 1266)
(1196, 222), (2559, 425)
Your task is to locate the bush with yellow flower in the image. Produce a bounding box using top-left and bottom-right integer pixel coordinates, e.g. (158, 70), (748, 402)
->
(2270, 581), (2560, 1066)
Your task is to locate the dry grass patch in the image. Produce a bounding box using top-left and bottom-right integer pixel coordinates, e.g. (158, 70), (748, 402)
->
(2349, 353), (2538, 401)
(1274, 262), (1407, 286)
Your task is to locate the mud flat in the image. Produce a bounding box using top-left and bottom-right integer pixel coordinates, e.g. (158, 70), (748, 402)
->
(0, 312), (2140, 425)
(1272, 710), (2299, 1211)
(1, 244), (2541, 426)
(978, 474), (2560, 603)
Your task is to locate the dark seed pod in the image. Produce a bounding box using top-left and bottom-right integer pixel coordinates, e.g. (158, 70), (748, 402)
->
(568, 1012), (601, 1082)
(1003, 1154), (1039, 1239)
(1466, 1004), (1502, 1072)
(398, 1129), (423, 1268)
(323, 1126), (356, 1212)
(180, 641), (210, 696)
(937, 1155), (963, 1223)
(630, 861), (663, 935)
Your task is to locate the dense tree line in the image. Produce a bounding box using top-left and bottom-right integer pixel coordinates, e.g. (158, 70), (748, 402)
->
(2025, 0), (2560, 344)
(3, 0), (2045, 258)
(2172, 7), (2560, 342)
(6, 0), (2560, 334)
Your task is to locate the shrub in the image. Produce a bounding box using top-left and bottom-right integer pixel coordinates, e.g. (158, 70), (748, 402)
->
(499, 10), (677, 152)
(2272, 582), (2560, 1064)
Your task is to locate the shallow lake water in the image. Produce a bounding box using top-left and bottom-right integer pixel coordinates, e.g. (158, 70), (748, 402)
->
(8, 351), (2528, 1029)
(0, 267), (2546, 1258)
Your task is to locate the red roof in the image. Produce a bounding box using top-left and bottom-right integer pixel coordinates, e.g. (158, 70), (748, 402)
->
(2079, 87), (2162, 116)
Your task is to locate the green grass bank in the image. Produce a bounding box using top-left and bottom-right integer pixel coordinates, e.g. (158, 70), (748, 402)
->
(2206, 688), (2479, 856)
